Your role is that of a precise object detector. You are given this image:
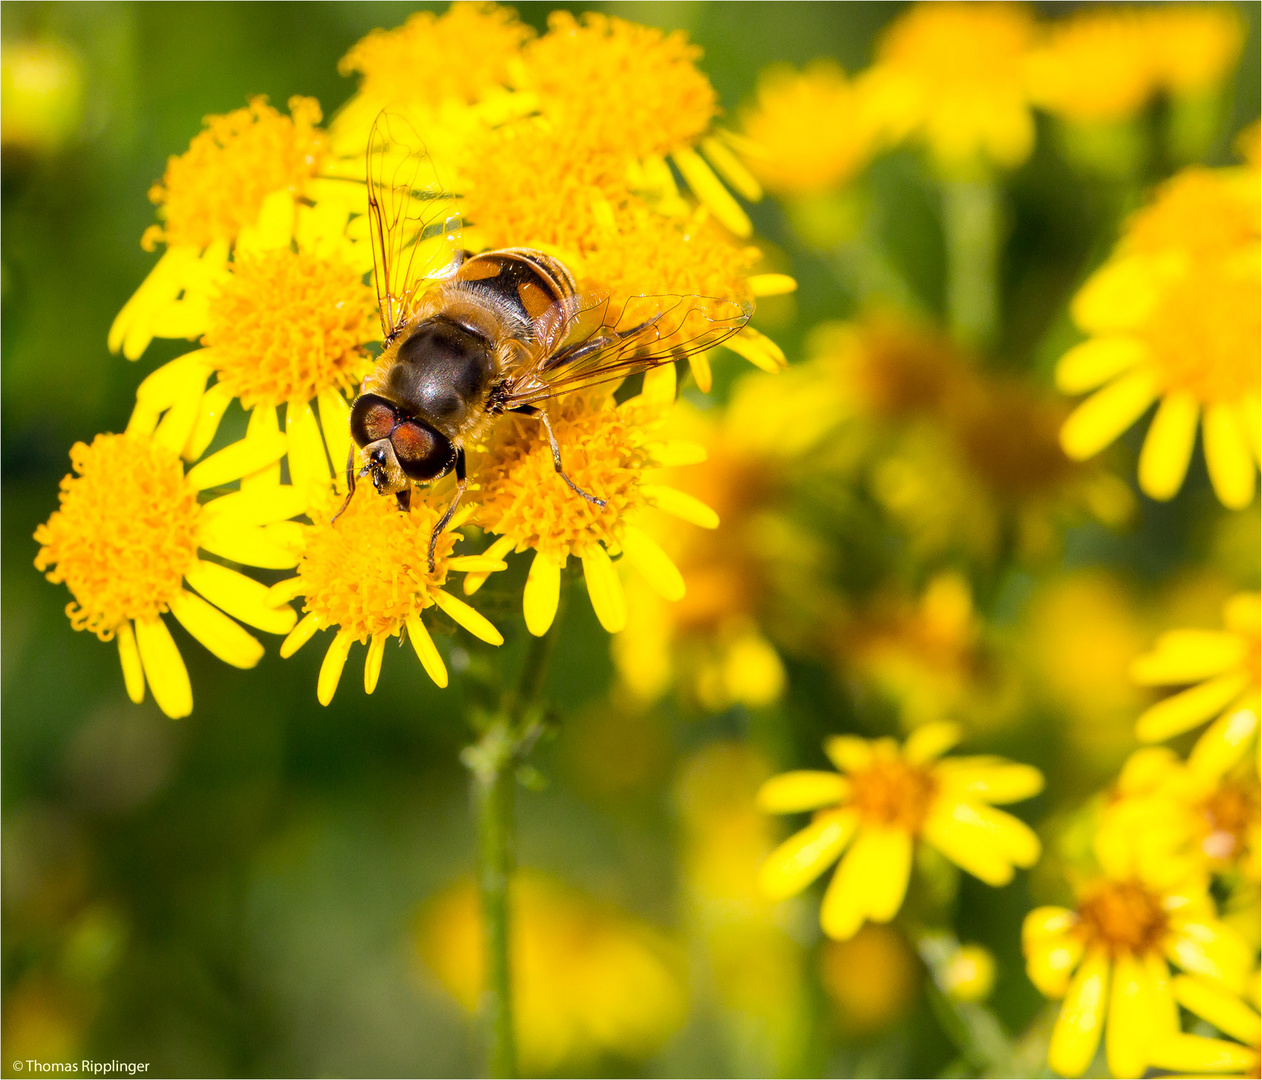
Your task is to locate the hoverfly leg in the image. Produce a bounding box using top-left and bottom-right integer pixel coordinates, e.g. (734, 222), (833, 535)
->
(530, 406), (607, 508)
(427, 449), (468, 574)
(331, 446), (358, 524)
(395, 488), (412, 513)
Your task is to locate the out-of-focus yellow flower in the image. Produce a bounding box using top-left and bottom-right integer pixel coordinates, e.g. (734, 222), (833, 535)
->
(758, 722), (1042, 940)
(1145, 4), (1245, 102)
(1131, 592), (1260, 757)
(675, 742), (811, 1077)
(1024, 823), (1254, 1079)
(1022, 572), (1151, 772)
(2, 978), (84, 1065)
(868, 2), (1037, 173)
(941, 942), (997, 1002)
(1058, 167), (1261, 509)
(0, 38), (83, 155)
(417, 872), (687, 1075)
(466, 382), (716, 637)
(1107, 746), (1259, 883)
(819, 924), (919, 1032)
(738, 60), (886, 197)
(1148, 970), (1261, 1077)
(272, 485), (505, 704)
(33, 428), (300, 718)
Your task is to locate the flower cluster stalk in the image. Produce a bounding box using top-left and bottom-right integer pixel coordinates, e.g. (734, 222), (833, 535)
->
(942, 176), (1001, 350)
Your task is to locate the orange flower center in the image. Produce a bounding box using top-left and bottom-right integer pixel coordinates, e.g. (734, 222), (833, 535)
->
(1143, 256), (1262, 403)
(1200, 779), (1260, 863)
(202, 248), (377, 409)
(1076, 879), (1169, 957)
(33, 434), (201, 640)
(296, 487), (456, 642)
(849, 759), (939, 833)
(147, 96), (325, 251)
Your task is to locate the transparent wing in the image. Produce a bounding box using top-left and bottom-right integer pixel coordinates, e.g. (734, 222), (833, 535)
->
(366, 112), (462, 342)
(501, 293), (753, 408)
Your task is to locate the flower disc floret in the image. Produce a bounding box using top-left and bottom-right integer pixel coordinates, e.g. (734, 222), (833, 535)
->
(34, 433), (200, 638)
(1076, 878), (1169, 956)
(520, 11), (717, 162)
(146, 96), (325, 251)
(1124, 168), (1260, 261)
(296, 488), (458, 642)
(202, 248), (377, 409)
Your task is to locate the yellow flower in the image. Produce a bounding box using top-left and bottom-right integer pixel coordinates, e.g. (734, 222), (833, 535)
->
(116, 200), (377, 499)
(1026, 8), (1158, 125)
(820, 924), (919, 1032)
(869, 2), (1037, 173)
(272, 485), (506, 705)
(1023, 840), (1253, 1078)
(1131, 592), (1260, 753)
(1, 37), (84, 155)
(758, 722), (1042, 940)
(1058, 167), (1261, 509)
(738, 60), (887, 197)
(109, 95), (369, 364)
(466, 379), (715, 636)
(417, 872), (687, 1075)
(1145, 4), (1245, 101)
(1106, 746), (1259, 883)
(33, 427), (299, 718)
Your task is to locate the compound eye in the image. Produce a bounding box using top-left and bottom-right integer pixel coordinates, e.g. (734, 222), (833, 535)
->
(350, 394), (397, 447)
(392, 419), (453, 481)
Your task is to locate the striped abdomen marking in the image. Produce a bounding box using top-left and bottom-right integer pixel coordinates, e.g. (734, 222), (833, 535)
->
(455, 249), (578, 335)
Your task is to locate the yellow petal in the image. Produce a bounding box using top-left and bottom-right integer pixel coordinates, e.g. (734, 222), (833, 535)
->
(136, 350), (212, 409)
(700, 133), (763, 201)
(620, 526), (685, 602)
(1131, 629), (1247, 685)
(317, 629), (353, 706)
(858, 827), (912, 922)
(640, 360), (677, 407)
(184, 431), (288, 491)
(364, 633), (386, 694)
(286, 398), (332, 494)
(724, 327), (786, 373)
(1148, 1034), (1259, 1075)
(197, 518), (300, 571)
(639, 485), (719, 529)
(185, 382), (234, 461)
(116, 620), (145, 704)
(688, 349), (712, 393)
(672, 146), (752, 237)
(581, 546), (627, 633)
(649, 440), (707, 467)
(1055, 336), (1148, 394)
(446, 556), (508, 573)
(237, 188), (295, 254)
(1048, 947), (1109, 1078)
(1173, 975), (1261, 1046)
(405, 614), (448, 688)
(267, 577), (306, 606)
(823, 735), (873, 774)
(1204, 401), (1257, 509)
(747, 273), (797, 297)
(1188, 700), (1259, 778)
(184, 559), (297, 635)
(280, 612), (321, 658)
(464, 535), (516, 597)
(134, 616), (192, 719)
(1166, 921), (1252, 990)
(759, 809), (858, 901)
(240, 405), (283, 492)
(903, 721), (962, 763)
(1025, 935), (1086, 999)
(1071, 254), (1170, 333)
(168, 589), (263, 669)
(1059, 369), (1159, 461)
(1105, 952), (1150, 1080)
(1237, 392), (1261, 464)
(153, 375), (210, 461)
(199, 485), (308, 528)
(432, 590), (504, 646)
(317, 387), (352, 482)
(1138, 391), (1199, 501)
(922, 800), (1040, 884)
(126, 399), (161, 438)
(757, 771), (849, 813)
(523, 550), (562, 636)
(934, 758), (1044, 803)
(1135, 672), (1251, 742)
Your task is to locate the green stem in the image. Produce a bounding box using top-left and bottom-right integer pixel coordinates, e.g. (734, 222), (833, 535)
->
(941, 175), (1001, 351)
(467, 598), (565, 1078)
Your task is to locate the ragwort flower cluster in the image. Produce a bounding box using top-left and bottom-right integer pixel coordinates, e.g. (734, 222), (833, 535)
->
(35, 2), (778, 713)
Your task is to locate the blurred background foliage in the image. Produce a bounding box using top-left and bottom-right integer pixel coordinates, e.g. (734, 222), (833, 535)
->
(2, 2), (1259, 1077)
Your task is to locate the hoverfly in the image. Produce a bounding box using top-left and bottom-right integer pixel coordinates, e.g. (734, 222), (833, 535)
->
(341, 113), (753, 569)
